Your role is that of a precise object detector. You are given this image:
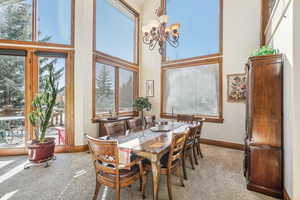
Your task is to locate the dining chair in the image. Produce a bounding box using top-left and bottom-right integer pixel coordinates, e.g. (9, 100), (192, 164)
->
(177, 114), (194, 124)
(87, 136), (144, 200)
(194, 119), (205, 158)
(182, 125), (198, 180)
(142, 131), (187, 200)
(127, 118), (143, 131)
(144, 115), (156, 128)
(104, 121), (126, 137)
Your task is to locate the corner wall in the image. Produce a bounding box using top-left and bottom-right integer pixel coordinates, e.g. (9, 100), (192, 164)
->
(140, 0), (261, 144)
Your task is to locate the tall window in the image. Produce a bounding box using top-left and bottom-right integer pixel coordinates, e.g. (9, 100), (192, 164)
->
(94, 60), (136, 117)
(94, 0), (139, 64)
(93, 0), (139, 119)
(162, 0), (223, 122)
(38, 52), (67, 145)
(0, 50), (26, 148)
(0, 0), (74, 46)
(164, 0), (221, 61)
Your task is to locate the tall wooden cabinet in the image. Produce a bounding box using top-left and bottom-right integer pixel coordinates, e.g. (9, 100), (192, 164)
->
(244, 54), (283, 198)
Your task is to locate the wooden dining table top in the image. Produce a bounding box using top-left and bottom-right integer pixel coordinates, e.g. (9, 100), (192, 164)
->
(98, 122), (191, 155)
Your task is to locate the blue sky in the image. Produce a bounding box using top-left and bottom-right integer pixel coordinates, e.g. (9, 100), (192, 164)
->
(37, 0), (71, 44)
(96, 0), (134, 62)
(166, 0), (219, 60)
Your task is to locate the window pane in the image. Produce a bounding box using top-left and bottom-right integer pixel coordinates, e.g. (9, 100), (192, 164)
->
(164, 63), (219, 116)
(166, 0), (220, 60)
(96, 0), (135, 62)
(37, 0), (71, 45)
(0, 0), (32, 41)
(39, 57), (66, 145)
(95, 63), (115, 114)
(0, 55), (26, 148)
(119, 69), (133, 112)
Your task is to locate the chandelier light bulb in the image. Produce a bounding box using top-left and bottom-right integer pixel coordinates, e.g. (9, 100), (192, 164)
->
(159, 15), (168, 24)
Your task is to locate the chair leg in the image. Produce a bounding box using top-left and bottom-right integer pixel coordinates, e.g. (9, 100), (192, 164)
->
(182, 153), (188, 180)
(115, 184), (121, 200)
(166, 173), (173, 200)
(93, 181), (101, 200)
(177, 161), (185, 187)
(142, 173), (148, 199)
(198, 143), (204, 158)
(193, 145), (199, 165)
(188, 150), (195, 170)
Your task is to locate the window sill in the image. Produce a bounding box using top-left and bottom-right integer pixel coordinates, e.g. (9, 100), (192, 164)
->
(92, 111), (138, 123)
(160, 113), (224, 124)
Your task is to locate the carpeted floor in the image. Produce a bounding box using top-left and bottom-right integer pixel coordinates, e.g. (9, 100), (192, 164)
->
(0, 145), (277, 200)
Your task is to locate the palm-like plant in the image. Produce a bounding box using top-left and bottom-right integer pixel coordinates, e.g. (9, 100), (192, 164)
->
(29, 64), (58, 143)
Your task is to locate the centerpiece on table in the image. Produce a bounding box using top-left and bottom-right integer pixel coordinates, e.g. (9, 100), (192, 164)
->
(133, 97), (151, 128)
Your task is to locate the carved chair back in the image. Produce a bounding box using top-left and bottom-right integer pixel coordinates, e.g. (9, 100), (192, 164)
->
(144, 115), (156, 128)
(104, 121), (126, 137)
(167, 131), (187, 169)
(87, 136), (120, 177)
(127, 118), (143, 131)
(177, 114), (194, 124)
(194, 119), (204, 141)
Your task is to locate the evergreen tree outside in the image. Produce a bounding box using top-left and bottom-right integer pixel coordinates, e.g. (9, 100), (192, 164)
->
(119, 75), (133, 112)
(96, 64), (115, 113)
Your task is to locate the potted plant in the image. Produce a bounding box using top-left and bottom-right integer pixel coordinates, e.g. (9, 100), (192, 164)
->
(133, 97), (152, 128)
(251, 46), (278, 57)
(27, 64), (58, 163)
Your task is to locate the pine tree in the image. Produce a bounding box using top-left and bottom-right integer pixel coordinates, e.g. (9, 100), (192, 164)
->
(0, 1), (55, 108)
(96, 65), (114, 112)
(119, 76), (133, 110)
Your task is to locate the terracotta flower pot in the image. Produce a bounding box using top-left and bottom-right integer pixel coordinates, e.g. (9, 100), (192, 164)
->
(27, 137), (55, 163)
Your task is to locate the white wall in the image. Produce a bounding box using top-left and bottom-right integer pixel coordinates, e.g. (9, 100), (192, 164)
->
(140, 0), (261, 144)
(74, 0), (142, 145)
(267, 0), (300, 198)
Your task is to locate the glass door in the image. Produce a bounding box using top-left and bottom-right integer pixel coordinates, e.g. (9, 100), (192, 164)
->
(36, 52), (68, 146)
(0, 50), (27, 148)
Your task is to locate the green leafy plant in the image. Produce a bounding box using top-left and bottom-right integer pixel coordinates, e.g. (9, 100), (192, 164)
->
(133, 97), (151, 112)
(29, 64), (58, 143)
(251, 46), (278, 57)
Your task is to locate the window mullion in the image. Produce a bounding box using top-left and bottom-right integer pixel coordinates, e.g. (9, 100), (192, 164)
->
(115, 67), (119, 113)
(32, 0), (37, 41)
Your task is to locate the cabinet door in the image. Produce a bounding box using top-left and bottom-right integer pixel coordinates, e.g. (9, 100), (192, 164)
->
(248, 146), (282, 190)
(248, 60), (282, 147)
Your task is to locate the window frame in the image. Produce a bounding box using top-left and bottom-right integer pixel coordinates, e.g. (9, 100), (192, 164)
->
(161, 58), (223, 123)
(0, 0), (75, 48)
(92, 55), (139, 121)
(161, 0), (223, 65)
(160, 0), (223, 123)
(93, 0), (140, 66)
(0, 45), (75, 155)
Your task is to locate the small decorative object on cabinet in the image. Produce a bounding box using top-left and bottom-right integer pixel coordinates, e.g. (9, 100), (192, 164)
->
(227, 73), (246, 102)
(244, 54), (283, 198)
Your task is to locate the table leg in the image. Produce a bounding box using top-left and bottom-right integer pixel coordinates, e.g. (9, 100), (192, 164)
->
(151, 159), (161, 200)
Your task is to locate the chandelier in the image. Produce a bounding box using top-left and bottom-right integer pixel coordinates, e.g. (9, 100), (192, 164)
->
(142, 7), (180, 55)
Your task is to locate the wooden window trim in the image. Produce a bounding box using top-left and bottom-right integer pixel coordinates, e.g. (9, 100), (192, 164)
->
(161, 0), (223, 64)
(0, 0), (75, 48)
(93, 0), (140, 66)
(92, 55), (139, 122)
(160, 57), (224, 123)
(0, 45), (75, 154)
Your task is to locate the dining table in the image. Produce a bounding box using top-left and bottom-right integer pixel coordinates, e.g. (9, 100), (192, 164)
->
(98, 122), (191, 200)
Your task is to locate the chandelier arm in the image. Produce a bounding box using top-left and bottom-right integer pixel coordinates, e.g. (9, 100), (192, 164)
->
(149, 40), (158, 50)
(167, 38), (179, 48)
